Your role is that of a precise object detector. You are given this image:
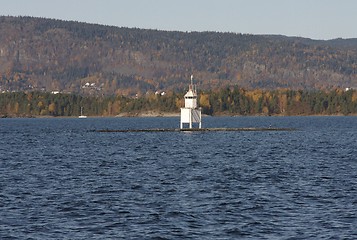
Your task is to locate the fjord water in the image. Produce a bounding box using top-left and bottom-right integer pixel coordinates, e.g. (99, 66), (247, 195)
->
(1, 116), (356, 239)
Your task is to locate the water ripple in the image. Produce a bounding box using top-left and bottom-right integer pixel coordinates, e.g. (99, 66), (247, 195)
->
(1, 117), (357, 239)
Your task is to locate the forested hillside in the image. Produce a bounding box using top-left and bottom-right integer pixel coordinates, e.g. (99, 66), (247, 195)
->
(0, 16), (357, 96)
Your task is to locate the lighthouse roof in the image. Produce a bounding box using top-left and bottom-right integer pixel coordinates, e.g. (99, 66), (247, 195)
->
(184, 88), (196, 97)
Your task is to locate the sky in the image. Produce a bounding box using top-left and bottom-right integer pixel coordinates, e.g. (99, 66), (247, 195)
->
(1, 0), (357, 40)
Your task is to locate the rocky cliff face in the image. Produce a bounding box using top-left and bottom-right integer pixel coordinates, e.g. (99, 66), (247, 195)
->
(0, 16), (356, 95)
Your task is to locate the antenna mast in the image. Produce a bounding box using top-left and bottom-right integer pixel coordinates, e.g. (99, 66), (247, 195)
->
(190, 74), (195, 92)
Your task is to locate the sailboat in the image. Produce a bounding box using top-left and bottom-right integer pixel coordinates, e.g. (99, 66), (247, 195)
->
(79, 107), (87, 118)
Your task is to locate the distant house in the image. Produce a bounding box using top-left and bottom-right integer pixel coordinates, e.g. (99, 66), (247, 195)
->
(345, 87), (357, 91)
(155, 90), (166, 96)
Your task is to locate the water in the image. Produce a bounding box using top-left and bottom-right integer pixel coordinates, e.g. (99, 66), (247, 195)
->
(1, 116), (356, 239)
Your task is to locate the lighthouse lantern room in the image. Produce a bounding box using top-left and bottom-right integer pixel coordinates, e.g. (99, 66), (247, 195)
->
(180, 75), (202, 129)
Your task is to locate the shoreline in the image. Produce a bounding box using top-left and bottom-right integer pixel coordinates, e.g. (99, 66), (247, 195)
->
(1, 112), (357, 119)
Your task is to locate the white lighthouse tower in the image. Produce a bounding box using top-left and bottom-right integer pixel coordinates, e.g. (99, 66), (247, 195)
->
(180, 75), (202, 129)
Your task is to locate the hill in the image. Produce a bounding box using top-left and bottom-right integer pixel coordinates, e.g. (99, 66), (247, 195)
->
(0, 16), (356, 95)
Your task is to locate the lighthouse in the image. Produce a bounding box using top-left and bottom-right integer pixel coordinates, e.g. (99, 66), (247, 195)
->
(180, 75), (202, 129)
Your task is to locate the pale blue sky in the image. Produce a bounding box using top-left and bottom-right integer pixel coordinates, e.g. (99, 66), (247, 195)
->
(1, 0), (356, 40)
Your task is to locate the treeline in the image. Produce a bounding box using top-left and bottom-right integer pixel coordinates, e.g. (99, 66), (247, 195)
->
(201, 87), (357, 116)
(1, 88), (357, 117)
(0, 91), (183, 117)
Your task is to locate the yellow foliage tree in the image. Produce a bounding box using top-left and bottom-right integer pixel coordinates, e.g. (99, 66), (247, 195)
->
(352, 91), (357, 102)
(247, 90), (263, 103)
(107, 101), (113, 116)
(199, 93), (210, 109)
(48, 103), (56, 114)
(14, 102), (19, 114)
(37, 101), (44, 109)
(278, 94), (288, 113)
(112, 100), (121, 115)
(262, 106), (269, 115)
